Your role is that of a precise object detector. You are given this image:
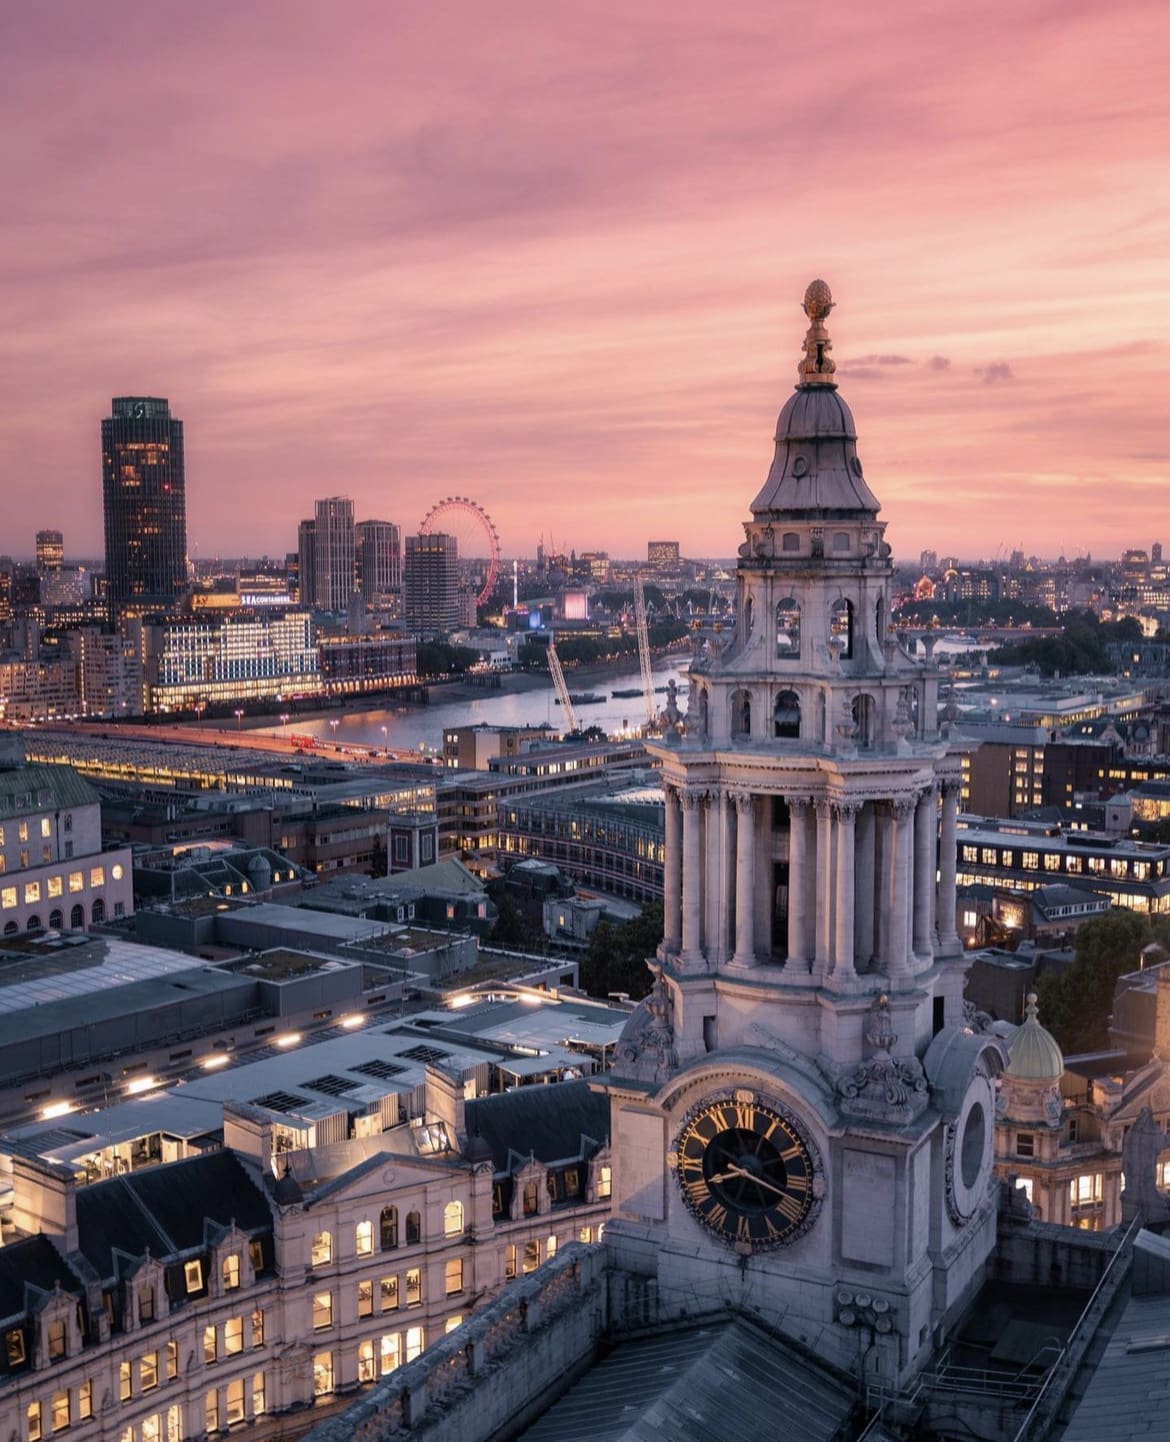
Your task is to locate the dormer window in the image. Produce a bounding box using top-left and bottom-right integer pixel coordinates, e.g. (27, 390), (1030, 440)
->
(183, 1259), (203, 1295)
(222, 1254), (240, 1291)
(5, 1328), (25, 1366)
(138, 1284), (155, 1323)
(47, 1319), (67, 1361)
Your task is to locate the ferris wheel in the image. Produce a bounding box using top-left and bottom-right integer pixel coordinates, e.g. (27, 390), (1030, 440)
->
(419, 496), (502, 607)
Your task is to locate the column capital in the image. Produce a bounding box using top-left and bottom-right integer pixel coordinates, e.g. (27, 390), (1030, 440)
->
(730, 789), (754, 816)
(890, 795), (917, 821)
(814, 796), (834, 820)
(786, 793), (813, 816)
(939, 777), (963, 800)
(833, 798), (862, 823)
(663, 780), (682, 805)
(680, 787), (707, 811)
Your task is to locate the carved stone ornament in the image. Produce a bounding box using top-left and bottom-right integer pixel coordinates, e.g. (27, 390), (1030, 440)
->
(612, 965), (679, 1084)
(835, 993), (928, 1123)
(835, 1286), (897, 1336)
(962, 998), (994, 1034)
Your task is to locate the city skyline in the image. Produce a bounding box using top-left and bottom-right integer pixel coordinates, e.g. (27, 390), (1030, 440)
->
(2, 2), (1168, 562)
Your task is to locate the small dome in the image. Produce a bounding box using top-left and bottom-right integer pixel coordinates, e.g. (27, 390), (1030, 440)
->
(273, 1163), (303, 1206)
(1006, 994), (1064, 1082)
(463, 1134), (494, 1167)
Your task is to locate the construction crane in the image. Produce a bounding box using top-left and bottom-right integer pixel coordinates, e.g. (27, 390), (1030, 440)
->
(634, 575), (656, 728)
(547, 637), (579, 735)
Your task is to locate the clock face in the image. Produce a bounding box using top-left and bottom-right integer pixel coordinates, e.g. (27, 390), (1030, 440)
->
(673, 1093), (820, 1250)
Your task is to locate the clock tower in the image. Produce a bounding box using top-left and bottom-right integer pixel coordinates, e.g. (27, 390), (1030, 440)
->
(605, 282), (1006, 1390)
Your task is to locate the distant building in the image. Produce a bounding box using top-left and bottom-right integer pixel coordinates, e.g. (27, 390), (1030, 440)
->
(317, 633), (417, 698)
(137, 611), (320, 711)
(102, 397), (187, 619)
(356, 519), (401, 607)
(313, 497), (355, 613)
(442, 724), (555, 771)
(404, 533), (459, 634)
(646, 540), (679, 569)
(297, 517), (316, 606)
(35, 529), (63, 572)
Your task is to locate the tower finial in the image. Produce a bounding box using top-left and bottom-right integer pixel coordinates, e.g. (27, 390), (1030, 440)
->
(798, 279), (836, 385)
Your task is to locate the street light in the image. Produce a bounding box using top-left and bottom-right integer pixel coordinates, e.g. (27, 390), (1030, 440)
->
(280, 712), (290, 737)
(330, 719), (339, 748)
(234, 708), (244, 731)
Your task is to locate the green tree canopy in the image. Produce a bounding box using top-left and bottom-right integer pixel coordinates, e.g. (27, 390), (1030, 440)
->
(579, 901), (663, 1002)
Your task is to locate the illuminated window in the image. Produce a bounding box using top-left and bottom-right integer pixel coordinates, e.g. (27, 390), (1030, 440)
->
(312, 1293), (333, 1331)
(357, 1280), (373, 1318)
(50, 1392), (69, 1434)
(523, 1240), (540, 1274)
(223, 1318), (243, 1356)
(166, 1341), (178, 1380)
(443, 1200), (463, 1237)
(598, 1164), (612, 1199)
(225, 1379), (245, 1426)
(184, 1260), (203, 1295)
(250, 1309), (264, 1349)
(1016, 1133), (1034, 1158)
(578, 1226), (593, 1244)
(405, 1326), (424, 1363)
(78, 1383), (92, 1422)
(24, 882), (41, 906)
(252, 1373), (265, 1418)
(41, 819), (51, 838)
(18, 823), (28, 843)
(354, 1219), (373, 1256)
(547, 1233), (558, 1258)
(47, 876), (63, 899)
(203, 1325), (216, 1364)
(28, 1403), (43, 1442)
(505, 1244), (517, 1279)
(380, 1276), (398, 1311)
(204, 1390), (218, 1434)
(119, 1361), (133, 1401)
(0, 886), (13, 908)
(1071, 1173), (1103, 1206)
(406, 1268), (422, 1306)
(444, 1258), (463, 1296)
(222, 1254), (240, 1291)
(312, 1352), (334, 1397)
(310, 1231), (332, 1267)
(357, 1338), (376, 1383)
(379, 1334), (401, 1375)
(1021, 852), (1039, 870)
(68, 872), (83, 893)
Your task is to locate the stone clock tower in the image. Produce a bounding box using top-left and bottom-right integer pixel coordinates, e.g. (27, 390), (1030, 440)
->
(605, 282), (1006, 1390)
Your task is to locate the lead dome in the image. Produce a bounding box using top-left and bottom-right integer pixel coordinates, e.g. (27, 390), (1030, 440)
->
(1005, 994), (1064, 1083)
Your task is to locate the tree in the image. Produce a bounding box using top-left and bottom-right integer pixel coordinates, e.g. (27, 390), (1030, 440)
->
(579, 902), (664, 1001)
(1036, 910), (1170, 1054)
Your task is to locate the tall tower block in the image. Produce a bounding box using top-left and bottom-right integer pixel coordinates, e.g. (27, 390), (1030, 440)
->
(606, 282), (1005, 1391)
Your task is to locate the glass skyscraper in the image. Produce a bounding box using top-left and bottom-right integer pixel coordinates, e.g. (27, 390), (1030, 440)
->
(102, 397), (187, 619)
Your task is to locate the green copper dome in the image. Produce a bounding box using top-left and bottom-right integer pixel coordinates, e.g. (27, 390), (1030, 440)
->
(1006, 994), (1064, 1082)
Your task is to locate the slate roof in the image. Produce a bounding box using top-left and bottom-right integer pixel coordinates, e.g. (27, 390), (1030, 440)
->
(1062, 1288), (1170, 1441)
(75, 1150), (272, 1278)
(0, 1235), (80, 1323)
(465, 1080), (609, 1172)
(519, 1316), (857, 1442)
(0, 763), (99, 817)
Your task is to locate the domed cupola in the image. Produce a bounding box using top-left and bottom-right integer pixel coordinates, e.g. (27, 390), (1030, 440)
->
(751, 280), (881, 520)
(1006, 994), (1064, 1084)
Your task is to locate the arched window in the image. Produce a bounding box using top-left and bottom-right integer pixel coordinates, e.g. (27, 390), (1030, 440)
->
(91, 897), (106, 924)
(49, 909), (63, 930)
(832, 530), (850, 552)
(355, 1220), (373, 1256)
(405, 1211), (421, 1245)
(830, 598), (854, 660)
(380, 1207), (398, 1251)
(782, 531), (800, 552)
(731, 689), (751, 740)
(70, 904), (85, 929)
(774, 691), (801, 739)
(775, 598), (801, 658)
(26, 915), (42, 933)
(310, 1231), (332, 1267)
(3, 921), (18, 936)
(697, 688), (709, 736)
(443, 1201), (464, 1238)
(744, 596), (754, 640)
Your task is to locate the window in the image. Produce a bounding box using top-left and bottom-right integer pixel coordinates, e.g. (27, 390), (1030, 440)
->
(1021, 851), (1040, 871)
(184, 1260), (204, 1295)
(28, 1403), (42, 1442)
(578, 1226), (593, 1244)
(523, 1240), (541, 1274)
(310, 1231), (332, 1267)
(222, 1254), (240, 1291)
(444, 1258), (463, 1296)
(775, 599), (801, 658)
(962, 845), (978, 864)
(357, 1339), (376, 1383)
(598, 1164), (612, 1199)
(138, 1284), (155, 1323)
(6, 1328), (26, 1366)
(1071, 1173), (1103, 1206)
(223, 1318), (243, 1356)
(1044, 853), (1061, 871)
(166, 1341), (178, 1380)
(773, 689), (801, 739)
(445, 1315), (463, 1334)
(830, 597), (854, 659)
(89, 866), (105, 888)
(252, 1373), (265, 1419)
(547, 1233), (558, 1259)
(166, 1406), (181, 1442)
(225, 1380), (245, 1427)
(248, 1238), (264, 1274)
(1016, 1133), (1035, 1158)
(380, 1276), (399, 1311)
(140, 1351), (159, 1391)
(379, 1334), (401, 1375)
(523, 1180), (539, 1217)
(204, 1390), (218, 1434)
(203, 1326), (216, 1364)
(250, 1310), (264, 1349)
(505, 1244), (517, 1279)
(405, 1211), (421, 1245)
(47, 876), (63, 899)
(78, 1383), (92, 1422)
(18, 822), (28, 843)
(120, 1361), (133, 1401)
(406, 1326), (424, 1363)
(380, 1206), (398, 1250)
(1, 886), (15, 910)
(357, 1280), (373, 1318)
(312, 1352), (334, 1397)
(312, 1292), (333, 1331)
(406, 1268), (422, 1306)
(25, 882), (41, 906)
(50, 1392), (69, 1434)
(443, 1200), (463, 1237)
(68, 872), (83, 893)
(355, 1220), (373, 1257)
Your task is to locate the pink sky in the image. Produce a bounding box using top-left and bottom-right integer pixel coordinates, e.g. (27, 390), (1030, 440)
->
(2, 0), (1168, 566)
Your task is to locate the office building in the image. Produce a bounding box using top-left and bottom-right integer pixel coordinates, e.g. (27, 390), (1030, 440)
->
(297, 519), (316, 607)
(355, 519), (401, 607)
(646, 539), (680, 569)
(35, 529), (63, 572)
(403, 533), (459, 634)
(137, 611), (320, 712)
(101, 397), (187, 619)
(313, 497), (355, 613)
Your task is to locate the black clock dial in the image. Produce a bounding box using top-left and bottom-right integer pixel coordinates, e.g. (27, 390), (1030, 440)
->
(675, 1096), (818, 1250)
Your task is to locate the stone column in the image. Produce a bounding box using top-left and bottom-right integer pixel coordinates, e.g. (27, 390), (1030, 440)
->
(832, 800), (858, 976)
(885, 798), (915, 979)
(913, 785), (937, 959)
(732, 791), (755, 966)
(854, 801), (875, 971)
(937, 779), (961, 953)
(663, 783), (682, 954)
(716, 788), (733, 963)
(786, 797), (811, 967)
(813, 798), (834, 978)
(681, 789), (704, 964)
